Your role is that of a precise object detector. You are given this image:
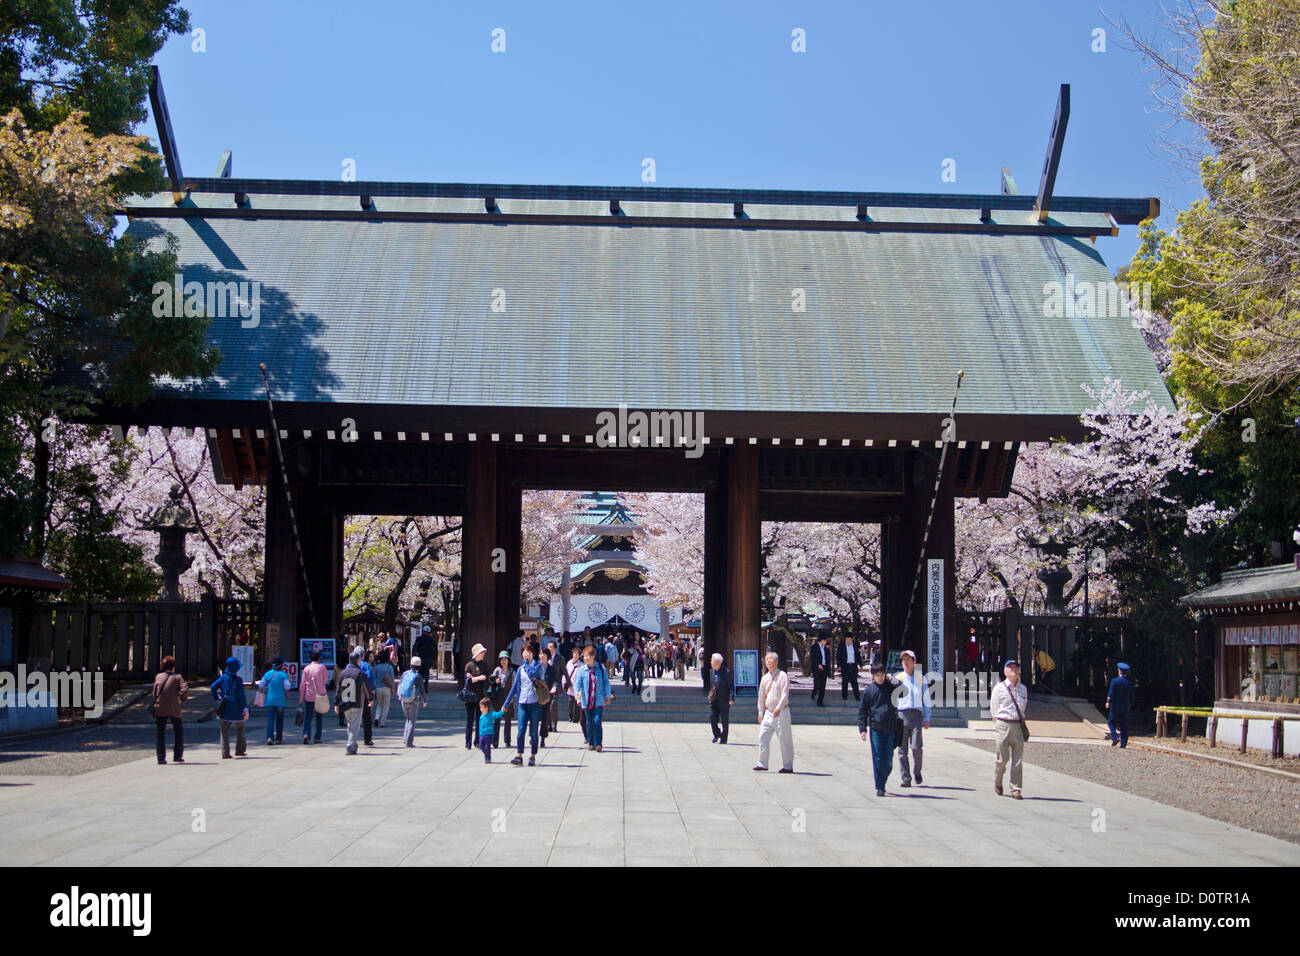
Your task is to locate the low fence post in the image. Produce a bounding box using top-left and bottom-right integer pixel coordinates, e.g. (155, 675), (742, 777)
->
(1240, 719), (1248, 754)
(1273, 718), (1283, 759)
(1180, 711), (1188, 742)
(1208, 716), (1217, 748)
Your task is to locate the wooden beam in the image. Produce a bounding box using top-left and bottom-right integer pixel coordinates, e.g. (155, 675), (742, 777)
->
(148, 66), (184, 196)
(1034, 84), (1070, 223)
(171, 176), (1159, 224)
(123, 202), (1116, 238)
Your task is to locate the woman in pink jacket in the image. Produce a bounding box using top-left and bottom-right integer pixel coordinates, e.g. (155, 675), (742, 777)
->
(299, 649), (330, 744)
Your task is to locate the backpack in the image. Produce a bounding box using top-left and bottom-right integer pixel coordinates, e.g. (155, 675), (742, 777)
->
(397, 669), (420, 700)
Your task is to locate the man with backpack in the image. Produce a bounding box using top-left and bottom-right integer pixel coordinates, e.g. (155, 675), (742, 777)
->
(397, 656), (428, 747)
(335, 649), (372, 755)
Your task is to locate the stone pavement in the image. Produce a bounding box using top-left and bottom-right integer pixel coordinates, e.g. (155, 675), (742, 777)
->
(1, 712), (1295, 867)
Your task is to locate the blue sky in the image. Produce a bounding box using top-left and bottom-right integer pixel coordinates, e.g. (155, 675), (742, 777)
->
(149, 0), (1201, 268)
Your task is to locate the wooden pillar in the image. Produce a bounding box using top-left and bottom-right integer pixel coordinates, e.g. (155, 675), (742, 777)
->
(724, 444), (760, 659)
(881, 449), (928, 656)
(494, 449), (522, 663)
(702, 478), (727, 692)
(264, 455), (299, 657)
(461, 442), (499, 664)
(297, 464), (338, 649)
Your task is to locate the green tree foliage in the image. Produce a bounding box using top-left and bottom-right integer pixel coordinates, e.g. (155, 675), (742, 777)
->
(0, 2), (216, 601)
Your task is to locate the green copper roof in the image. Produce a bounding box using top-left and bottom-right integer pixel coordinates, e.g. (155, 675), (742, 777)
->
(126, 187), (1170, 427)
(1182, 564), (1300, 607)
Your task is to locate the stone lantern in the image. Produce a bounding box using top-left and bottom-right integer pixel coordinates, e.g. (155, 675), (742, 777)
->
(137, 484), (199, 601)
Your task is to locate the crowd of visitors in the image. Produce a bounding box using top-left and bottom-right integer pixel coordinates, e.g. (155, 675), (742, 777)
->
(156, 628), (1119, 803)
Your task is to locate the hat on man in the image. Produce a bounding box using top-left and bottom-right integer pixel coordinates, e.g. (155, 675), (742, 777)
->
(900, 649), (916, 660)
(1117, 662), (1130, 672)
(1005, 659), (1019, 668)
(410, 656), (422, 668)
(470, 643), (487, 658)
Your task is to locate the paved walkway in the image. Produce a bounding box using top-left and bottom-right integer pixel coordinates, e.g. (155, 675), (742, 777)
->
(1, 714), (1295, 866)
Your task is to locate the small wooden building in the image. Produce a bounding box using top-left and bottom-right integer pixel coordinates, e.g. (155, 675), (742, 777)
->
(1182, 558), (1300, 754)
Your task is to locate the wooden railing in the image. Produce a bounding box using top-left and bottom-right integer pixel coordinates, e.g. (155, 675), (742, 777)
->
(1155, 705), (1291, 758)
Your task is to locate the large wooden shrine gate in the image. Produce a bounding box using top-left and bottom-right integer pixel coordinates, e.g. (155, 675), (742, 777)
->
(110, 84), (1166, 674)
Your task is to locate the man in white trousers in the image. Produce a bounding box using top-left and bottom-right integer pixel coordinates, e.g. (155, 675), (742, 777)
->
(755, 651), (794, 773)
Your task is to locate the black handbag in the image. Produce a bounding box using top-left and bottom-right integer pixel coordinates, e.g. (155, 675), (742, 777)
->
(455, 677), (478, 704)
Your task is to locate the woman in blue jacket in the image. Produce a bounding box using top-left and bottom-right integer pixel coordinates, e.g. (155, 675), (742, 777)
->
(261, 656), (290, 745)
(212, 657), (249, 758)
(503, 643), (547, 766)
(575, 645), (613, 752)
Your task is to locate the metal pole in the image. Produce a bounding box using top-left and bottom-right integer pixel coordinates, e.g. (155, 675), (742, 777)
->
(259, 363), (320, 643)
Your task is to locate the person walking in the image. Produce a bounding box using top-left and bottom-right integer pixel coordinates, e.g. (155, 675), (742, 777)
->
(358, 649), (376, 746)
(300, 650), (329, 744)
(152, 655), (188, 765)
(211, 656), (249, 759)
(371, 648), (396, 728)
(508, 630), (527, 668)
(575, 645), (612, 752)
(396, 656), (427, 747)
(894, 649), (931, 788)
(707, 653), (734, 744)
(989, 659), (1028, 798)
(836, 635), (861, 701)
(539, 646), (559, 746)
(413, 625), (435, 692)
(674, 642), (687, 681)
(1105, 662), (1135, 748)
(545, 640), (562, 735)
(490, 650), (514, 748)
(334, 648), (371, 755)
(504, 643), (546, 766)
(566, 646), (585, 737)
(261, 656), (290, 745)
(810, 635), (831, 706)
(755, 651), (794, 773)
(463, 643), (490, 749)
(858, 663), (900, 796)
(605, 638), (619, 681)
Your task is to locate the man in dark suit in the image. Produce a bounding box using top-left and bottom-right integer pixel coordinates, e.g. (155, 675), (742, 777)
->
(836, 636), (861, 701)
(413, 625), (435, 693)
(707, 653), (735, 743)
(810, 635), (831, 706)
(1105, 662), (1135, 748)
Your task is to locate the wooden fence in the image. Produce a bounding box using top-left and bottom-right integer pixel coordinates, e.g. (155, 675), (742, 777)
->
(27, 596), (264, 681)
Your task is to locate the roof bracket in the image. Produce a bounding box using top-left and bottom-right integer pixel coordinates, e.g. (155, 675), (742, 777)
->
(234, 191), (247, 208)
(1034, 84), (1070, 222)
(485, 196), (498, 213)
(856, 204), (870, 221)
(609, 198), (622, 215)
(733, 201), (745, 218)
(360, 193), (373, 211)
